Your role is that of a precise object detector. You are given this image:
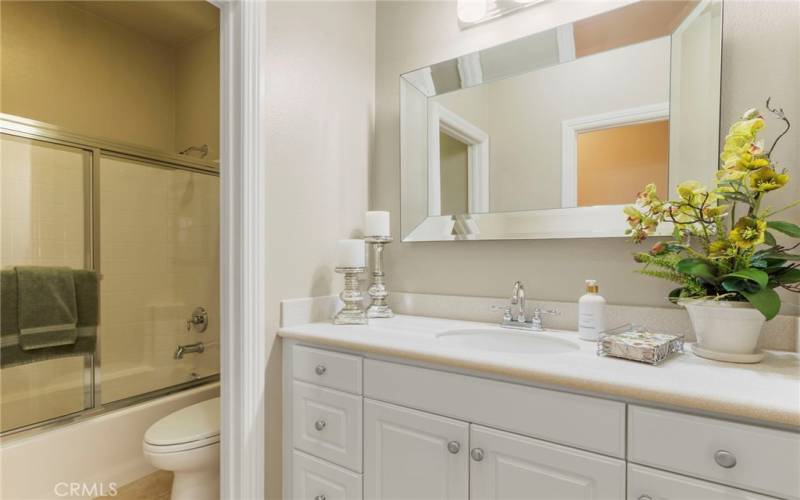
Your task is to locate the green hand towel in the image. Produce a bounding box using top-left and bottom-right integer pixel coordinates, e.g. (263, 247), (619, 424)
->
(73, 269), (99, 327)
(16, 266), (78, 351)
(1, 270), (18, 336)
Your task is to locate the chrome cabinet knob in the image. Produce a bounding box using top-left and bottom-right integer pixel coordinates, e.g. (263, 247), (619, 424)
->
(714, 450), (737, 468)
(314, 419), (327, 431)
(447, 441), (461, 454)
(470, 448), (485, 461)
(314, 495), (326, 500)
(315, 364), (327, 375)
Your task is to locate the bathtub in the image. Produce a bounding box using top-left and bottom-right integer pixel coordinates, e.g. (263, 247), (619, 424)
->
(0, 382), (219, 500)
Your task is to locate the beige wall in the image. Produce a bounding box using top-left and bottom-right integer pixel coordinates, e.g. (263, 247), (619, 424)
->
(264, 2), (375, 497)
(175, 28), (221, 160)
(0, 1), (176, 152)
(0, 1), (219, 158)
(374, 0), (800, 309)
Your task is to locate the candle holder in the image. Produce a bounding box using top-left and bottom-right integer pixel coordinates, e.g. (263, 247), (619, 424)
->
(365, 236), (394, 318)
(334, 266), (367, 325)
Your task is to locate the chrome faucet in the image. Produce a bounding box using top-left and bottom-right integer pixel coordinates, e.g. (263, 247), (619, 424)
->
(511, 281), (526, 322)
(493, 281), (560, 331)
(174, 342), (205, 359)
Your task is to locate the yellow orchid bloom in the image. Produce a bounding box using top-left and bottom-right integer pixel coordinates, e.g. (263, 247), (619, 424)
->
(750, 167), (789, 192)
(728, 217), (766, 249)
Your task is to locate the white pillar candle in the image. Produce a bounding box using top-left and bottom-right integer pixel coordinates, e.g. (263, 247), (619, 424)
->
(336, 239), (365, 268)
(365, 211), (391, 237)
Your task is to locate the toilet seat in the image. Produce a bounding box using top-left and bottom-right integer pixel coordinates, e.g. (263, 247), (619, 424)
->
(144, 397), (219, 453)
(143, 434), (220, 454)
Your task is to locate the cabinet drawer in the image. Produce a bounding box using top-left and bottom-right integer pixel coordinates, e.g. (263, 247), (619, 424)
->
(628, 406), (800, 499)
(293, 381), (363, 472)
(292, 450), (362, 500)
(294, 345), (362, 394)
(364, 359), (626, 458)
(628, 464), (775, 500)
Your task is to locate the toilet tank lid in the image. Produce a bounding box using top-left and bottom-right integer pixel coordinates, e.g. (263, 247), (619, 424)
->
(145, 397), (220, 446)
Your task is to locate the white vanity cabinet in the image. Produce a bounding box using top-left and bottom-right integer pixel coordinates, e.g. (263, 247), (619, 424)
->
(283, 342), (800, 500)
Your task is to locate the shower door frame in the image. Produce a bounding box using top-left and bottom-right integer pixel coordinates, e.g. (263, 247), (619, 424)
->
(0, 113), (221, 437)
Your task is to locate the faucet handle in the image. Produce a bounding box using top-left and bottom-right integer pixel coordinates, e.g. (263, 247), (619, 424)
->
(531, 307), (560, 321)
(491, 304), (513, 322)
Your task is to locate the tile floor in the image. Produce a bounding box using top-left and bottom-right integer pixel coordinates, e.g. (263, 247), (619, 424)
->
(95, 470), (172, 500)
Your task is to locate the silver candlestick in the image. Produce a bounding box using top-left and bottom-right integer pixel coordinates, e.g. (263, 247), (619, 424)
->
(366, 236), (393, 318)
(334, 266), (367, 325)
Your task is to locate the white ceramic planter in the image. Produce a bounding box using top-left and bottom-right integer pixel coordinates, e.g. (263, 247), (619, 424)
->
(683, 300), (766, 363)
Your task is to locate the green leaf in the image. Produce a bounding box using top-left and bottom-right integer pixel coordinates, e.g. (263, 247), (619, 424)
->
(721, 278), (760, 294)
(764, 231), (777, 246)
(675, 258), (718, 283)
(767, 221), (800, 238)
(760, 252), (800, 261)
(772, 268), (800, 284)
(722, 269), (769, 288)
(739, 287), (781, 320)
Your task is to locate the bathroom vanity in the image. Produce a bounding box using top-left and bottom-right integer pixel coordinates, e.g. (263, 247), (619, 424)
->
(280, 315), (800, 500)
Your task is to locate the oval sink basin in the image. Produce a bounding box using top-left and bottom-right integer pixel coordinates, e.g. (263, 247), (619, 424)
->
(436, 328), (579, 355)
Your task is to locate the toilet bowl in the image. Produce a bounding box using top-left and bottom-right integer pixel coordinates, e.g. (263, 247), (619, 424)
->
(143, 397), (220, 500)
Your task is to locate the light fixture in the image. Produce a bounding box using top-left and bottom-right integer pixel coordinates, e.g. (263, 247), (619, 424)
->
(457, 0), (489, 24)
(457, 0), (544, 29)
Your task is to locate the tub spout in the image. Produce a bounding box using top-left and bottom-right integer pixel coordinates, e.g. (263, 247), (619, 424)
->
(174, 342), (205, 360)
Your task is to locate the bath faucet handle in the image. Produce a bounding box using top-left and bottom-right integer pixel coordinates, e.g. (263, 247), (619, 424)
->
(530, 307), (561, 330)
(491, 305), (513, 322)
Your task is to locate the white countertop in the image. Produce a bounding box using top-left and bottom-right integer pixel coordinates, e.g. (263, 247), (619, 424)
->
(279, 315), (800, 428)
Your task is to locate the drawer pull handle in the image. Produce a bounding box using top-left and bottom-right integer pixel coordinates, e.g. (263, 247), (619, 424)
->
(638, 496), (653, 500)
(470, 448), (485, 462)
(314, 495), (326, 500)
(447, 441), (461, 454)
(314, 419), (327, 431)
(315, 364), (327, 375)
(714, 450), (737, 468)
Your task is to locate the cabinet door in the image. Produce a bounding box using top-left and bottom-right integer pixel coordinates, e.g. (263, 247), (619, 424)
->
(628, 464), (776, 500)
(364, 399), (468, 500)
(470, 425), (625, 500)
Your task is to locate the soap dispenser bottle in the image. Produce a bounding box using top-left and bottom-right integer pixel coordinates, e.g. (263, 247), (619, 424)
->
(579, 280), (606, 341)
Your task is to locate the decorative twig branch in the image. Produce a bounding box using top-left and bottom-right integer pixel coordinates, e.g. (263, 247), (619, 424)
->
(766, 97), (791, 157)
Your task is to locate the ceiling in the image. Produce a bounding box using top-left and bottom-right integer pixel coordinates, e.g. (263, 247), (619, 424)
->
(69, 1), (219, 47)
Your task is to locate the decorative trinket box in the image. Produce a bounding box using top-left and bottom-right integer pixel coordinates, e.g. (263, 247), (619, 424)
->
(597, 324), (684, 365)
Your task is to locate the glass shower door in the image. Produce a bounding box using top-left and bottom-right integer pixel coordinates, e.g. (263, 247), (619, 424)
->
(98, 155), (219, 403)
(0, 133), (93, 432)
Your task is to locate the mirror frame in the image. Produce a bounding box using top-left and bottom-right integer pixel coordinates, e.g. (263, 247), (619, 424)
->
(400, 1), (723, 242)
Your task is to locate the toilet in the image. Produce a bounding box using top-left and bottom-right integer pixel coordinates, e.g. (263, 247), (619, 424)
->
(143, 397), (220, 500)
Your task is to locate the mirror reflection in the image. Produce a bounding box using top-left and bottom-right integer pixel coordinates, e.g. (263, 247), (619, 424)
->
(401, 0), (722, 240)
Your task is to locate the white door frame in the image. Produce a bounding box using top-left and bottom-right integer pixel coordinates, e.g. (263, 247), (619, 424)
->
(428, 102), (490, 215)
(212, 1), (268, 499)
(561, 102), (669, 207)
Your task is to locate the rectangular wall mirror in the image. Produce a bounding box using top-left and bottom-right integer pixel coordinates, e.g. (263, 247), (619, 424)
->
(401, 0), (723, 241)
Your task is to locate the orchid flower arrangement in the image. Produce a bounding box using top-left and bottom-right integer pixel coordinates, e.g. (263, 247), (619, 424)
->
(625, 99), (799, 320)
